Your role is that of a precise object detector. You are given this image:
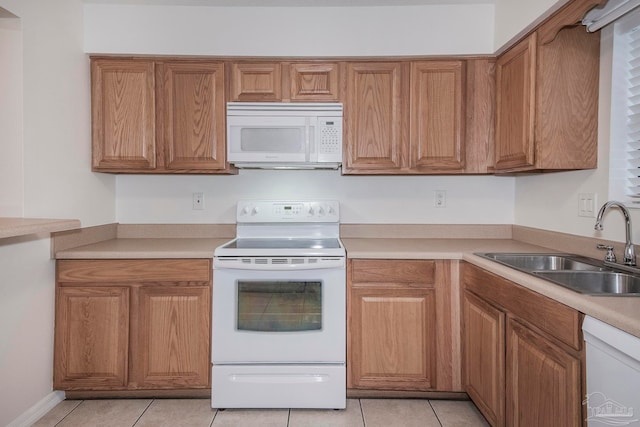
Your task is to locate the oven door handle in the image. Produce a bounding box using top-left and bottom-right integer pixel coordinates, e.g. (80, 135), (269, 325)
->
(213, 258), (345, 270)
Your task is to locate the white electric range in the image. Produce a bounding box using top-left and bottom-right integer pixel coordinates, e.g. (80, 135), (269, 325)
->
(211, 200), (346, 409)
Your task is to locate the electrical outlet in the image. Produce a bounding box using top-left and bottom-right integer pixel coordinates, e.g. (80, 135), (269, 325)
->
(578, 193), (596, 217)
(193, 192), (204, 210)
(434, 190), (446, 208)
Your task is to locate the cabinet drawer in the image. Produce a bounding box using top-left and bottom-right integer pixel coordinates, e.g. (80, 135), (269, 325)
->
(463, 263), (581, 351)
(57, 259), (211, 284)
(350, 259), (435, 285)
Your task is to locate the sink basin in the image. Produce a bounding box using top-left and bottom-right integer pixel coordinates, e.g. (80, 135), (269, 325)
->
(477, 253), (604, 271)
(533, 271), (640, 295)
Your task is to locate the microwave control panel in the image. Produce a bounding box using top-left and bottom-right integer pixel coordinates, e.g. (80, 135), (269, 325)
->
(318, 119), (343, 161)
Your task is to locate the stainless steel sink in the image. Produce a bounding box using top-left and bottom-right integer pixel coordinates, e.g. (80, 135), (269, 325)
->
(477, 253), (604, 271)
(475, 252), (640, 296)
(533, 271), (640, 295)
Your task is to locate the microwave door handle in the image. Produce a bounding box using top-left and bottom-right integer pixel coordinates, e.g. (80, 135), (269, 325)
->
(305, 118), (310, 162)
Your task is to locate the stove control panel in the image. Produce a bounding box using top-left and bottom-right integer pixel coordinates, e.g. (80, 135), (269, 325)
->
(237, 200), (340, 223)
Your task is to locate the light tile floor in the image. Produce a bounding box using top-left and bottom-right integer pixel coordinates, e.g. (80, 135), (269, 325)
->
(32, 398), (488, 427)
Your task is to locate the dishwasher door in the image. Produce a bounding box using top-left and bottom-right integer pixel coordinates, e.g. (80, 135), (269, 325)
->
(583, 316), (640, 426)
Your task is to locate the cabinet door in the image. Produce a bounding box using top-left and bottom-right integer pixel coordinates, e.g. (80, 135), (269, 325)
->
(91, 59), (156, 170)
(349, 286), (436, 390)
(344, 62), (406, 172)
(160, 61), (226, 170)
(462, 291), (505, 427)
(495, 34), (536, 171)
(230, 62), (281, 101)
(54, 286), (129, 390)
(506, 318), (582, 427)
(290, 63), (340, 101)
(410, 61), (465, 171)
(136, 285), (211, 388)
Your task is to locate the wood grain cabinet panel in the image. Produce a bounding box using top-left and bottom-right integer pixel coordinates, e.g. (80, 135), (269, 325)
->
(54, 287), (130, 390)
(410, 61), (465, 171)
(230, 62), (282, 101)
(137, 286), (211, 388)
(462, 263), (584, 427)
(54, 259), (212, 393)
(349, 286), (436, 390)
(91, 59), (156, 171)
(495, 35), (536, 171)
(289, 62), (340, 101)
(348, 259), (459, 392)
(495, 17), (600, 172)
(462, 290), (505, 427)
(344, 62), (405, 172)
(91, 57), (232, 174)
(161, 61), (226, 170)
(506, 318), (582, 427)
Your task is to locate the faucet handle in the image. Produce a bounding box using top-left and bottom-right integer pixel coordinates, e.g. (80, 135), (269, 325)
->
(597, 244), (616, 262)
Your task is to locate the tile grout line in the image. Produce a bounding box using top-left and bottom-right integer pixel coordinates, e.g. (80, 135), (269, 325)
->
(358, 399), (366, 427)
(131, 399), (154, 426)
(427, 400), (444, 427)
(286, 408), (291, 427)
(53, 399), (84, 427)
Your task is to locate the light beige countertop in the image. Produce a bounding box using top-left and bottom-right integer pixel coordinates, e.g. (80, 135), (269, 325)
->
(0, 217), (80, 239)
(55, 237), (229, 259)
(55, 234), (640, 338)
(344, 237), (640, 339)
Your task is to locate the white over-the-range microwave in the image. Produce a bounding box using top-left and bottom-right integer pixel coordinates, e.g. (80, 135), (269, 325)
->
(226, 102), (343, 169)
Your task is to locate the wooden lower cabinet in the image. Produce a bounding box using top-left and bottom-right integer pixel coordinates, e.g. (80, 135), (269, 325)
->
(506, 318), (582, 427)
(462, 263), (584, 427)
(54, 286), (130, 389)
(462, 290), (505, 426)
(54, 259), (211, 392)
(348, 259), (460, 392)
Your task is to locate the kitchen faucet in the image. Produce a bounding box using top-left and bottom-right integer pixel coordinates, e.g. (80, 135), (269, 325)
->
(594, 201), (636, 266)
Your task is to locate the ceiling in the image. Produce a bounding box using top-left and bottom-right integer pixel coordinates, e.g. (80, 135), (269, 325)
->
(83, 0), (494, 6)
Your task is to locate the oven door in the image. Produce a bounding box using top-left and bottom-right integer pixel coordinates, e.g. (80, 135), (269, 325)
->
(212, 262), (345, 364)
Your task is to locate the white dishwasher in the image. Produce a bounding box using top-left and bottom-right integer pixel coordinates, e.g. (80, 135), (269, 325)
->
(583, 316), (640, 426)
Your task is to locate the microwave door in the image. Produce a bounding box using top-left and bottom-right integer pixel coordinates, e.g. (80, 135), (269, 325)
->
(228, 116), (309, 163)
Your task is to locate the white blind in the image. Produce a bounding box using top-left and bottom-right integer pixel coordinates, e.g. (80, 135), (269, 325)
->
(627, 28), (640, 202)
(609, 9), (640, 206)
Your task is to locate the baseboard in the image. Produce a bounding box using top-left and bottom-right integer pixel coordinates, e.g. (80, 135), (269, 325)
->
(6, 391), (65, 427)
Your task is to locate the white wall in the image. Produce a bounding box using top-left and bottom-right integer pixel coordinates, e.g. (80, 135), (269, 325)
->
(116, 172), (515, 224)
(493, 0), (568, 50)
(84, 3), (495, 56)
(0, 12), (23, 216)
(0, 0), (116, 425)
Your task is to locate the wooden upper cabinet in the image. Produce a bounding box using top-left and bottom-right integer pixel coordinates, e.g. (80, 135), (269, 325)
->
(495, 34), (536, 171)
(495, 9), (600, 172)
(410, 61), (465, 171)
(344, 62), (405, 172)
(91, 57), (232, 174)
(91, 59), (156, 171)
(290, 62), (340, 101)
(160, 61), (226, 170)
(230, 62), (282, 101)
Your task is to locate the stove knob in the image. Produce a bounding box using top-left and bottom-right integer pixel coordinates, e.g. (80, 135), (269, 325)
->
(307, 206), (315, 216)
(240, 206), (250, 216)
(251, 207), (259, 215)
(318, 207), (325, 216)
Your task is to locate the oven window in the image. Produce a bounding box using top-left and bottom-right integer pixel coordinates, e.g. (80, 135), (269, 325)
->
(237, 281), (322, 332)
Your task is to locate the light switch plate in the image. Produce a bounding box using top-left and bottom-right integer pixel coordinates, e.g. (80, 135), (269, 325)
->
(578, 193), (597, 217)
